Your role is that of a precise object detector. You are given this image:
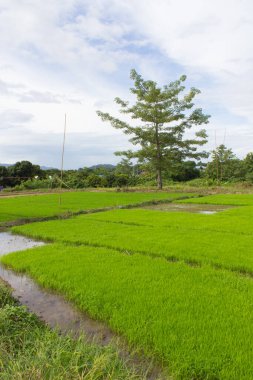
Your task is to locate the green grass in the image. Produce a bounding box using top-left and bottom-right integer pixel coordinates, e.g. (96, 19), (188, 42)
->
(0, 191), (192, 224)
(178, 193), (253, 206)
(12, 205), (253, 275)
(0, 280), (145, 380)
(2, 244), (253, 379)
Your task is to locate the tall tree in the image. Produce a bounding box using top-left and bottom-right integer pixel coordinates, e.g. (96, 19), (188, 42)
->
(97, 69), (210, 189)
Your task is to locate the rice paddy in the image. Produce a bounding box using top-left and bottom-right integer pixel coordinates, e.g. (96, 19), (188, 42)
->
(1, 191), (253, 379)
(0, 191), (191, 224)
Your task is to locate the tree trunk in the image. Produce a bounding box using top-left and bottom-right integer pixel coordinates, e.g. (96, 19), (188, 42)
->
(157, 167), (163, 190)
(155, 122), (163, 190)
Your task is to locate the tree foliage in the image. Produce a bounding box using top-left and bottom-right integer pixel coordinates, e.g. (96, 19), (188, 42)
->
(205, 145), (245, 181)
(0, 161), (43, 187)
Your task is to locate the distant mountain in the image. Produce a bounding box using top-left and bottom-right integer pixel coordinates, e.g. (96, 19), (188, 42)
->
(1, 163), (115, 170)
(0, 163), (55, 170)
(0, 163), (13, 167)
(89, 164), (115, 170)
(40, 166), (56, 170)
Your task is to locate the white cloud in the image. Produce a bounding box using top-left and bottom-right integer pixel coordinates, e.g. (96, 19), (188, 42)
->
(0, 0), (253, 166)
(0, 109), (33, 130)
(128, 0), (253, 155)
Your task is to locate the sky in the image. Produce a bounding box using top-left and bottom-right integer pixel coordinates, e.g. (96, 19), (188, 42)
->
(0, 0), (253, 169)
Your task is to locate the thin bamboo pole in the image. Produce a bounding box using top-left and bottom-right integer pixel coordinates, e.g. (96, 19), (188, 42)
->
(59, 114), (67, 206)
(214, 130), (219, 181)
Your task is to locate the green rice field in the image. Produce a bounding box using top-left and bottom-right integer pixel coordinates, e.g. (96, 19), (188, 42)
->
(0, 191), (190, 224)
(11, 205), (253, 274)
(1, 192), (253, 379)
(179, 193), (253, 206)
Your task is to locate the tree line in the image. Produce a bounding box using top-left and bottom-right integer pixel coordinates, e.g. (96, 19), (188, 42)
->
(1, 146), (253, 190)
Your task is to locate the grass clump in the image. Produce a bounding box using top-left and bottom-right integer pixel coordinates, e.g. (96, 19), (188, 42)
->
(2, 244), (253, 379)
(0, 280), (144, 380)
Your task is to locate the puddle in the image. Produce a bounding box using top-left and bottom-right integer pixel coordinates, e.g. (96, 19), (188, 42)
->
(0, 232), (45, 255)
(142, 203), (234, 214)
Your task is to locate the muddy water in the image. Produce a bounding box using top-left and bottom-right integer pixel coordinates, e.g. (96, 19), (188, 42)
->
(0, 232), (45, 254)
(142, 202), (234, 214)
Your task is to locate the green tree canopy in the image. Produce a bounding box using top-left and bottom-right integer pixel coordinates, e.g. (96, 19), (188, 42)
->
(97, 69), (210, 189)
(205, 145), (244, 181)
(243, 152), (253, 182)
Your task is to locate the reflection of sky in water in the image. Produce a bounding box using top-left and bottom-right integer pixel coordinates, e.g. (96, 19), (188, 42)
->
(0, 232), (45, 256)
(143, 203), (233, 214)
(199, 210), (217, 215)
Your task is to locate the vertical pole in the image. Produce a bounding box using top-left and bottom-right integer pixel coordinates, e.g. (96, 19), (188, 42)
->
(214, 130), (219, 181)
(59, 114), (67, 206)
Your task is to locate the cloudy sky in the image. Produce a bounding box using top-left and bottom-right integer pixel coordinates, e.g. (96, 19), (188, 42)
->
(0, 0), (252, 168)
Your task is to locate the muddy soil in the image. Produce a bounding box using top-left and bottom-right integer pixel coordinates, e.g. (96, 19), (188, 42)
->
(142, 202), (234, 214)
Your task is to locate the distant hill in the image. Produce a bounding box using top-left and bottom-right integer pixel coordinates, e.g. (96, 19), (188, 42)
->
(0, 163), (13, 167)
(0, 163), (55, 170)
(40, 166), (56, 170)
(1, 163), (115, 170)
(89, 164), (115, 170)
